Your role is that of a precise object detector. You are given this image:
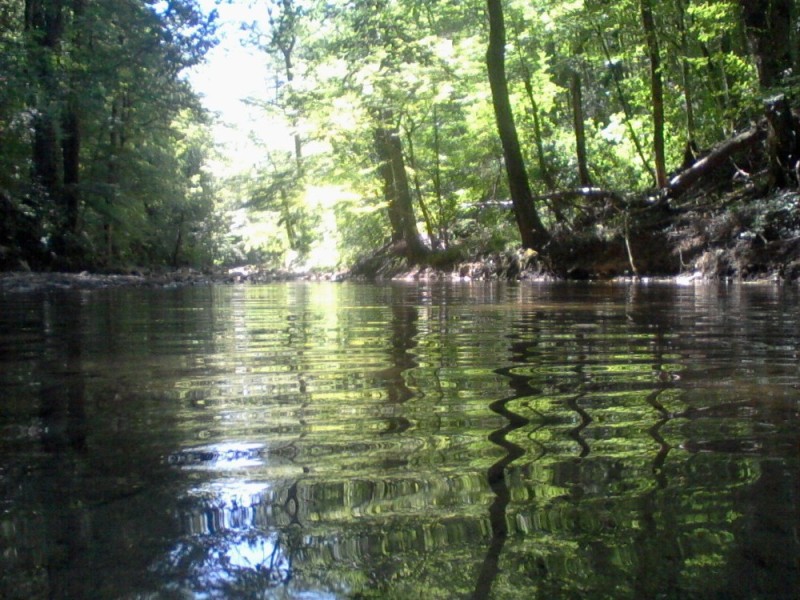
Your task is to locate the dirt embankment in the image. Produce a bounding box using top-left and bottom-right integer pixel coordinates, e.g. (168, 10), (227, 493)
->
(345, 186), (800, 284)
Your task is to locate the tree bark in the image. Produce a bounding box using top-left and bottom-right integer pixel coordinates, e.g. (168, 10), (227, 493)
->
(279, 189), (298, 250)
(27, 0), (64, 200)
(270, 0), (303, 173)
(764, 95), (800, 187)
(486, 0), (549, 251)
(374, 128), (404, 244)
(404, 124), (438, 248)
(431, 105), (449, 246)
(640, 0), (667, 188)
(739, 0), (793, 90)
(171, 210), (185, 266)
(373, 116), (427, 259)
(510, 20), (556, 192)
(61, 0), (86, 236)
(26, 0), (85, 259)
(571, 69), (592, 187)
(676, 0), (696, 144)
(32, 114), (61, 198)
(61, 108), (80, 233)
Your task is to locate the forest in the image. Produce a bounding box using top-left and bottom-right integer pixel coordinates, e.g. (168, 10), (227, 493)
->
(1, 0), (799, 280)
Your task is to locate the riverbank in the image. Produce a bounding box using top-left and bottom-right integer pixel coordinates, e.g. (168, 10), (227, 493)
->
(3, 188), (799, 293)
(0, 247), (792, 295)
(0, 266), (337, 294)
(348, 186), (800, 283)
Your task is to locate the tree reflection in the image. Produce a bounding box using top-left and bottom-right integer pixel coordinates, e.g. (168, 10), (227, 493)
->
(472, 350), (532, 598)
(470, 283), (798, 598)
(3, 283), (798, 598)
(37, 293), (90, 598)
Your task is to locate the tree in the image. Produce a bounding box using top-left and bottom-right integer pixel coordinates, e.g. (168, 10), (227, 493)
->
(505, 9), (557, 193)
(266, 0), (304, 171)
(24, 0), (70, 250)
(373, 111), (427, 257)
(299, 0), (435, 258)
(640, 0), (667, 188)
(244, 0), (319, 261)
(486, 0), (549, 250)
(738, 0), (793, 91)
(3, 0), (220, 268)
(172, 0), (789, 269)
(570, 58), (592, 187)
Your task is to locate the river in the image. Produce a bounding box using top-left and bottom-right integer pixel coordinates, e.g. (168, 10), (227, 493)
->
(0, 281), (798, 599)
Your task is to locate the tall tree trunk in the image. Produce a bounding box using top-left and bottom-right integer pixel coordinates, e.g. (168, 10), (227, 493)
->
(699, 36), (734, 136)
(404, 125), (438, 248)
(374, 128), (404, 244)
(765, 94), (800, 188)
(27, 0), (64, 202)
(794, 2), (800, 86)
(486, 0), (549, 251)
(431, 105), (448, 246)
(105, 92), (129, 263)
(281, 46), (303, 173)
(171, 210), (185, 266)
(26, 0), (85, 260)
(373, 117), (426, 259)
(593, 21), (655, 183)
(676, 0), (696, 144)
(571, 69), (592, 187)
(739, 0), (793, 90)
(509, 18), (556, 192)
(279, 189), (298, 250)
(529, 88), (556, 191)
(61, 108), (80, 233)
(32, 114), (60, 198)
(387, 128), (426, 258)
(270, 0), (303, 173)
(61, 0), (86, 237)
(640, 0), (668, 188)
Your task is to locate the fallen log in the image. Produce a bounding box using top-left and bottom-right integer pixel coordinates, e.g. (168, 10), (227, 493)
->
(532, 187), (626, 206)
(666, 125), (766, 198)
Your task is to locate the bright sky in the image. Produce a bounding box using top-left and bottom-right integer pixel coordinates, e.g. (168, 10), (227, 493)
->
(187, 1), (343, 269)
(188, 0), (292, 175)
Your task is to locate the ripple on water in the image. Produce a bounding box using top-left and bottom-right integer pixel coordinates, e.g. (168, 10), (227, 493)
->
(1, 283), (798, 600)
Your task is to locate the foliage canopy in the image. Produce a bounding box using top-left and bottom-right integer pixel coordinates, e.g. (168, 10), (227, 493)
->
(1, 0), (796, 272)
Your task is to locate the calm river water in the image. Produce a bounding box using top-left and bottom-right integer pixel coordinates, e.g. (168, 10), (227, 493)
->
(0, 282), (798, 599)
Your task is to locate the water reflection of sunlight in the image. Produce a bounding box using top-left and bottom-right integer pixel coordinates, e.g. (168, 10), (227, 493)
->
(168, 442), (266, 470)
(165, 479), (303, 596)
(182, 481), (271, 535)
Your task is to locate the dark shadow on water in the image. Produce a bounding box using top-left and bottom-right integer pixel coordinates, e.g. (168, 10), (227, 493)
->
(36, 295), (91, 599)
(720, 460), (800, 599)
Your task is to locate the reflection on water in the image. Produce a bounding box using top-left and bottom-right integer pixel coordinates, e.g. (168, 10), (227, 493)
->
(1, 282), (798, 598)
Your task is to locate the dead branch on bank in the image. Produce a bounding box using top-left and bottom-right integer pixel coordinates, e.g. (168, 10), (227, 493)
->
(666, 125), (766, 198)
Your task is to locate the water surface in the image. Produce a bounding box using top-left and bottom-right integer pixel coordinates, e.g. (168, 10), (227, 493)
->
(1, 282), (798, 599)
